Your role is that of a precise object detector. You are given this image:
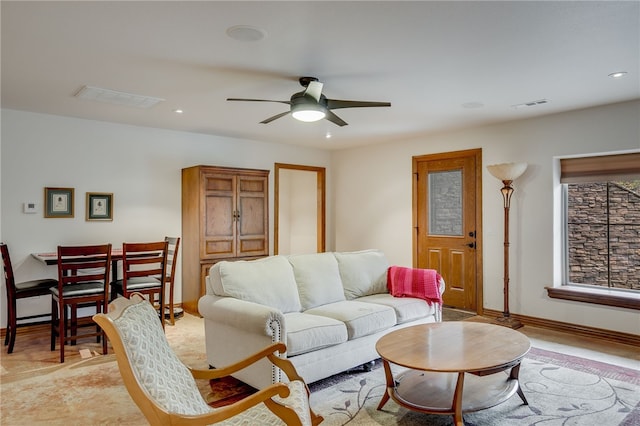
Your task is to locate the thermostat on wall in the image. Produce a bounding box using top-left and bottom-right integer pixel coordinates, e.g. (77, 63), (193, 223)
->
(23, 202), (37, 214)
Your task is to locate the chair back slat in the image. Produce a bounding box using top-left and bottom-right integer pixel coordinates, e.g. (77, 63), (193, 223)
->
(116, 241), (168, 330)
(57, 245), (112, 286)
(165, 237), (180, 276)
(122, 241), (168, 282)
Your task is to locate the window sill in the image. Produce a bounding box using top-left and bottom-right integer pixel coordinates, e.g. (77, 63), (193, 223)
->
(545, 285), (640, 310)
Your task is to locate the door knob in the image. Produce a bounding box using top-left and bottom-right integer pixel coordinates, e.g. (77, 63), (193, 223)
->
(466, 242), (476, 249)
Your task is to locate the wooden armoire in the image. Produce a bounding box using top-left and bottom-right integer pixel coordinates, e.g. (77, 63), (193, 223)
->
(181, 165), (269, 315)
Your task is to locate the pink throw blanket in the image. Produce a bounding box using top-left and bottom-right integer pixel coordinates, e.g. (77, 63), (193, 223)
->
(387, 266), (442, 306)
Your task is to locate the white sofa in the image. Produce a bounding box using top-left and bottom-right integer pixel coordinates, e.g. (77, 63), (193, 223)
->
(198, 249), (444, 389)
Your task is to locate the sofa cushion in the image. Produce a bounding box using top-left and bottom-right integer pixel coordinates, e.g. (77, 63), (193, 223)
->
(334, 249), (389, 299)
(288, 253), (346, 310)
(215, 256), (302, 313)
(284, 312), (348, 356)
(305, 300), (396, 340)
(356, 294), (435, 324)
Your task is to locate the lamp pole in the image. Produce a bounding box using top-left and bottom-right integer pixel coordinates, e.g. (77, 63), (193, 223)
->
(487, 162), (527, 330)
(494, 180), (523, 329)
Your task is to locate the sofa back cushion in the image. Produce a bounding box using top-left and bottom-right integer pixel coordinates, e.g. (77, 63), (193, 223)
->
(288, 253), (345, 310)
(334, 249), (389, 299)
(212, 256), (302, 313)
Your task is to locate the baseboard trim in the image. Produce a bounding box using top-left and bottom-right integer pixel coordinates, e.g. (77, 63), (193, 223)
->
(483, 308), (640, 347)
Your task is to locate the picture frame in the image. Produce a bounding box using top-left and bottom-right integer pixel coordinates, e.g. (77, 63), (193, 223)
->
(44, 187), (74, 218)
(86, 192), (113, 221)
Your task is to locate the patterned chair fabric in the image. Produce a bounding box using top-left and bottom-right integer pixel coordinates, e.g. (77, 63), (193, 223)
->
(101, 295), (314, 425)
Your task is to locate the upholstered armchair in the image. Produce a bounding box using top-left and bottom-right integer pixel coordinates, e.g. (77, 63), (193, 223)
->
(94, 294), (323, 425)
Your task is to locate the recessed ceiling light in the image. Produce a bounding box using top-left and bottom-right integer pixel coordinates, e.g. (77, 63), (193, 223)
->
(608, 71), (628, 79)
(326, 132), (332, 139)
(173, 108), (184, 114)
(226, 25), (267, 42)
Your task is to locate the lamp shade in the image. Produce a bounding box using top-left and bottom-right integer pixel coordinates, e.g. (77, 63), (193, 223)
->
(487, 162), (528, 181)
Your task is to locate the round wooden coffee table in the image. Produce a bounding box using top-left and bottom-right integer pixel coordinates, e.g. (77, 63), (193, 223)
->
(376, 322), (530, 426)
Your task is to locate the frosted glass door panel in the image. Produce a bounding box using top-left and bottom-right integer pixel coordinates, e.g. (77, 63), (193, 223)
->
(428, 170), (462, 236)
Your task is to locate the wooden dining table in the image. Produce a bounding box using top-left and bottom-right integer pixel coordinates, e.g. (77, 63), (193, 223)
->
(32, 248), (124, 280)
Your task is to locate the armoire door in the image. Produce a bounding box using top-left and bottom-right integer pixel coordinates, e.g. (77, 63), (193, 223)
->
(236, 174), (268, 257)
(202, 172), (236, 259)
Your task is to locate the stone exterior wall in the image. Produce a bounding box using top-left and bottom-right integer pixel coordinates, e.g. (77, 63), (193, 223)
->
(567, 182), (640, 290)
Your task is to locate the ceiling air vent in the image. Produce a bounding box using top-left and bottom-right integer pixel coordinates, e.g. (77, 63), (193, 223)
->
(511, 99), (550, 110)
(74, 86), (164, 109)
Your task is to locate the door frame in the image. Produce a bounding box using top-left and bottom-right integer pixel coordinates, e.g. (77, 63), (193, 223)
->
(412, 148), (484, 315)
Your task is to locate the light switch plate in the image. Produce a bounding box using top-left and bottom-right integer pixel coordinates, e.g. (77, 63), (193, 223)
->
(23, 202), (37, 213)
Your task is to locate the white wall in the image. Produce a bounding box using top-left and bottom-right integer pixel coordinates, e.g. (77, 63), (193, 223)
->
(0, 109), (332, 327)
(278, 169), (318, 255)
(3, 102), (639, 335)
(331, 100), (640, 335)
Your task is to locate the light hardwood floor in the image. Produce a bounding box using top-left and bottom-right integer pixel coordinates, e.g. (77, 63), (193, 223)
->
(1, 311), (638, 376)
(454, 310), (639, 370)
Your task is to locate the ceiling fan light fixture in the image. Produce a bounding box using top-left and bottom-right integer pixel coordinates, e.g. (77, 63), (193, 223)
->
(291, 104), (326, 122)
(608, 71), (627, 79)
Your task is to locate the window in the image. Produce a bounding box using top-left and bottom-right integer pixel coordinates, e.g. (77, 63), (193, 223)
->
(547, 152), (640, 310)
(565, 181), (639, 290)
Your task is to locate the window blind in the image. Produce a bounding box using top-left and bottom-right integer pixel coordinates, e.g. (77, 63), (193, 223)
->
(560, 152), (640, 183)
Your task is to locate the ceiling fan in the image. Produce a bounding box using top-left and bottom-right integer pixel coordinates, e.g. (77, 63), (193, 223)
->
(227, 77), (391, 127)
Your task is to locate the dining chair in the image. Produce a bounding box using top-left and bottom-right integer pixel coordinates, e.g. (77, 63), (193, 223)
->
(94, 293), (323, 426)
(163, 236), (180, 325)
(110, 240), (168, 328)
(1, 243), (58, 354)
(51, 243), (111, 363)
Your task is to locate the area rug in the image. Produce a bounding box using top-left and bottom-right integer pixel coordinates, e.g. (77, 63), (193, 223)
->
(304, 347), (640, 426)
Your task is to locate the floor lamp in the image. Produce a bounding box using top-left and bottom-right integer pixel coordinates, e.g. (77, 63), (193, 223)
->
(487, 162), (527, 330)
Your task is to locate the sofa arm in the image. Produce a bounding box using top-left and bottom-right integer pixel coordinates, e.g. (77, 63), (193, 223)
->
(198, 294), (286, 339)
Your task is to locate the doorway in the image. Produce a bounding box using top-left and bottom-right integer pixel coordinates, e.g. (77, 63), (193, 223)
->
(413, 149), (482, 312)
(274, 163), (326, 255)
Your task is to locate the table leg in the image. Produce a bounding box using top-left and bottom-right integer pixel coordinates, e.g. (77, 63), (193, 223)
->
(111, 260), (119, 284)
(509, 363), (528, 405)
(377, 359), (394, 410)
(452, 372), (465, 426)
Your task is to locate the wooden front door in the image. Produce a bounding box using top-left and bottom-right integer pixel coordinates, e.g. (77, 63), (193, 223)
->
(413, 149), (482, 311)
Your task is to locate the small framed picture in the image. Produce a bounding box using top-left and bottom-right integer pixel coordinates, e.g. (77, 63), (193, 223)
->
(44, 187), (74, 218)
(86, 192), (113, 221)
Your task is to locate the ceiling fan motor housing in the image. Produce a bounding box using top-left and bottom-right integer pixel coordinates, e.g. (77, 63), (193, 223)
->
(291, 91), (327, 108)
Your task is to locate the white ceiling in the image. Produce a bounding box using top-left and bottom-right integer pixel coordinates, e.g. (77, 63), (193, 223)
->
(2, 1), (639, 150)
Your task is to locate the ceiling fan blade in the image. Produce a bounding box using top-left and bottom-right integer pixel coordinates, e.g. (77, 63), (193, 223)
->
(260, 110), (291, 124)
(227, 98), (291, 105)
(304, 81), (324, 102)
(326, 99), (391, 110)
(325, 110), (348, 127)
